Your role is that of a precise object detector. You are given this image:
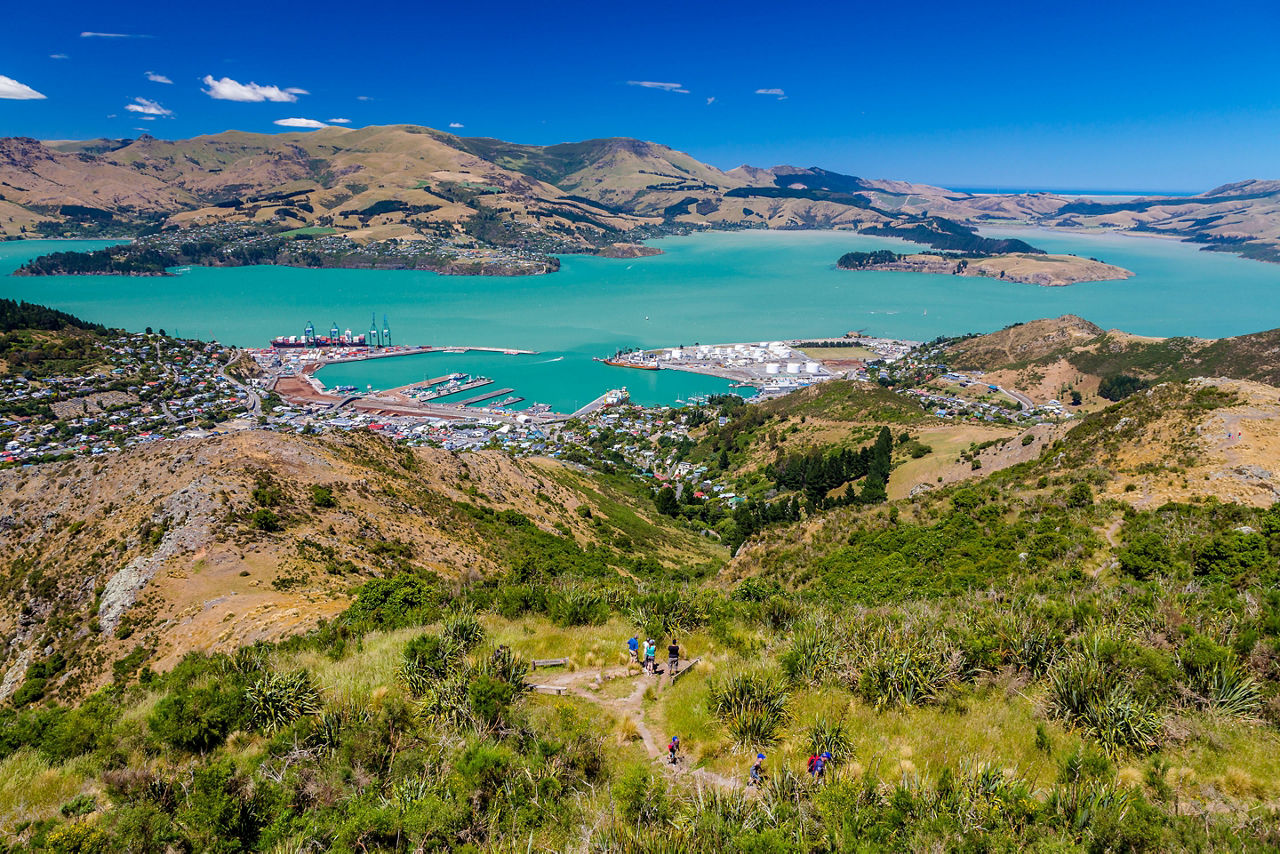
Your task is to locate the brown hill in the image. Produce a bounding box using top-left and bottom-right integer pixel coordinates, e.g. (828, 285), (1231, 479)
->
(4, 125), (1279, 265)
(947, 315), (1105, 367)
(0, 429), (721, 700)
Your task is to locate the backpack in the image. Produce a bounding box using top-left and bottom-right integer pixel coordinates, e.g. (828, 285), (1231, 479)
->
(807, 755), (817, 772)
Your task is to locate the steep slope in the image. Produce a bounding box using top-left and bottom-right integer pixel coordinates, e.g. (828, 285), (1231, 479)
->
(0, 429), (723, 699)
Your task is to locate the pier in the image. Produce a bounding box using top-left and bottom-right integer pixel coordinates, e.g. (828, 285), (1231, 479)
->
(459, 387), (515, 406)
(418, 377), (492, 401)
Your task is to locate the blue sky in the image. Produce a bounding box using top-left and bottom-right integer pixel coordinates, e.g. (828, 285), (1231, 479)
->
(1, 0), (1277, 191)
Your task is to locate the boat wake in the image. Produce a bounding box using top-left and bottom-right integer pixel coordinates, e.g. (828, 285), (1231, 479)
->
(534, 356), (565, 364)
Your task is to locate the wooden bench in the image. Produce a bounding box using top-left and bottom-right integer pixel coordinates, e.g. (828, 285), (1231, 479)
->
(531, 658), (567, 670)
(671, 657), (701, 682)
(531, 684), (567, 696)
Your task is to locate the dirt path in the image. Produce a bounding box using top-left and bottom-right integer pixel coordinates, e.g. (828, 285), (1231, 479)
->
(531, 664), (745, 791)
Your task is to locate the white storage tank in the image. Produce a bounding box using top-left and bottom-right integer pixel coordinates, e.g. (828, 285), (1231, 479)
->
(765, 363), (781, 375)
(786, 362), (801, 374)
(805, 362), (821, 374)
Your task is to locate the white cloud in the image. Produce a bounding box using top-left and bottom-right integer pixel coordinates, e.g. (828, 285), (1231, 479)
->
(145, 71), (172, 84)
(326, 117), (351, 123)
(627, 81), (688, 93)
(201, 74), (306, 103)
(50, 54), (68, 60)
(80, 31), (145, 38)
(449, 122), (464, 128)
(754, 88), (785, 96)
(273, 117), (328, 129)
(356, 95), (372, 101)
(139, 116), (156, 121)
(706, 96), (715, 105)
(0, 75), (47, 100)
(125, 96), (172, 116)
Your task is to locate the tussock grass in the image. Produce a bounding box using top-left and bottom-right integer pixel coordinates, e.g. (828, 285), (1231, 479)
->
(0, 749), (94, 830)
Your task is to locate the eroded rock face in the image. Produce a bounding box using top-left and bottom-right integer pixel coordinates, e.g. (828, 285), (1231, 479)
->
(97, 475), (223, 634)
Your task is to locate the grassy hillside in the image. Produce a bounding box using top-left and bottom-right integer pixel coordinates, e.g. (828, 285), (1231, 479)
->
(9, 300), (1280, 848)
(0, 429), (725, 705)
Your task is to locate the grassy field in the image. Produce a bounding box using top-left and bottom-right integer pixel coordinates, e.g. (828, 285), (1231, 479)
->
(799, 346), (878, 361)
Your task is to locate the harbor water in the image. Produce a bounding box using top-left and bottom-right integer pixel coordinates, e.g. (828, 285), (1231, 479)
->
(3, 228), (1279, 412)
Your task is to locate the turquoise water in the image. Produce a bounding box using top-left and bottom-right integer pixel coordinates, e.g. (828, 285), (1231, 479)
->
(3, 229), (1280, 410)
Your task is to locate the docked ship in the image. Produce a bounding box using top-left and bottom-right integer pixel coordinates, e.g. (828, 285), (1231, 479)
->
(271, 319), (377, 348)
(594, 350), (660, 370)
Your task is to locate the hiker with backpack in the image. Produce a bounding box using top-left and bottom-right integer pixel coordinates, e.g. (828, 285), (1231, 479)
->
(668, 735), (680, 765)
(644, 639), (657, 674)
(627, 635), (639, 664)
(809, 751), (831, 783)
(667, 638), (680, 678)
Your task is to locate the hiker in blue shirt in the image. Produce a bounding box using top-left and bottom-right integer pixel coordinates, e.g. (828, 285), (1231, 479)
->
(812, 751), (831, 782)
(750, 753), (765, 786)
(627, 635), (639, 664)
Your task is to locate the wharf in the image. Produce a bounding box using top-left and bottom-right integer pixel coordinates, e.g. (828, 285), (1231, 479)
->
(459, 387), (515, 406)
(571, 391), (615, 418)
(387, 375), (455, 395)
(418, 378), (492, 401)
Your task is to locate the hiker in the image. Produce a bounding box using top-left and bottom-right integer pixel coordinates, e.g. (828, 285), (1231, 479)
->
(644, 639), (657, 674)
(750, 753), (765, 786)
(814, 751), (831, 783)
(668, 735), (680, 765)
(627, 635), (639, 664)
(667, 638), (680, 677)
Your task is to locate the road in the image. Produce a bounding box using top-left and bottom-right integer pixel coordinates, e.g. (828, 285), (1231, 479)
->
(219, 350), (263, 417)
(997, 385), (1035, 410)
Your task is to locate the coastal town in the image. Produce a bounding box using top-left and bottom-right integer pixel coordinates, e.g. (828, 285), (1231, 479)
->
(1, 323), (1074, 472)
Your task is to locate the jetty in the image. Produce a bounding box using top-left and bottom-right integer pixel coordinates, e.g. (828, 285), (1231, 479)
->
(459, 387), (515, 406)
(418, 377), (492, 401)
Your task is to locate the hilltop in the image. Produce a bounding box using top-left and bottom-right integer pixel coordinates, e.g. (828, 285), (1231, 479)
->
(944, 315), (1280, 407)
(5, 125), (1278, 277)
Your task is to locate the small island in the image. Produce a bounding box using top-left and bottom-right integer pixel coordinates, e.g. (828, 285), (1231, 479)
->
(593, 242), (664, 259)
(837, 250), (1133, 286)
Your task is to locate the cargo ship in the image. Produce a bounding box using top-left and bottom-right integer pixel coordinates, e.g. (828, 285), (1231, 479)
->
(594, 355), (660, 371)
(271, 320), (373, 348)
(271, 333), (367, 348)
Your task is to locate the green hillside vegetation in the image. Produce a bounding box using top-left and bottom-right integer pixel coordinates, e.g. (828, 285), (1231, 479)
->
(6, 399), (1280, 849)
(0, 300), (114, 378)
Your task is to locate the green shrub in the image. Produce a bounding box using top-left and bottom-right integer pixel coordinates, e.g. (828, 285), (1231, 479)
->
(848, 625), (960, 709)
(309, 485), (337, 508)
(441, 608), (485, 650)
(709, 670), (791, 747)
(1047, 641), (1163, 755)
(244, 670), (322, 735)
(250, 509), (281, 532)
(149, 682), (246, 753)
(397, 634), (464, 697)
(804, 716), (853, 764)
(779, 625), (840, 685)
